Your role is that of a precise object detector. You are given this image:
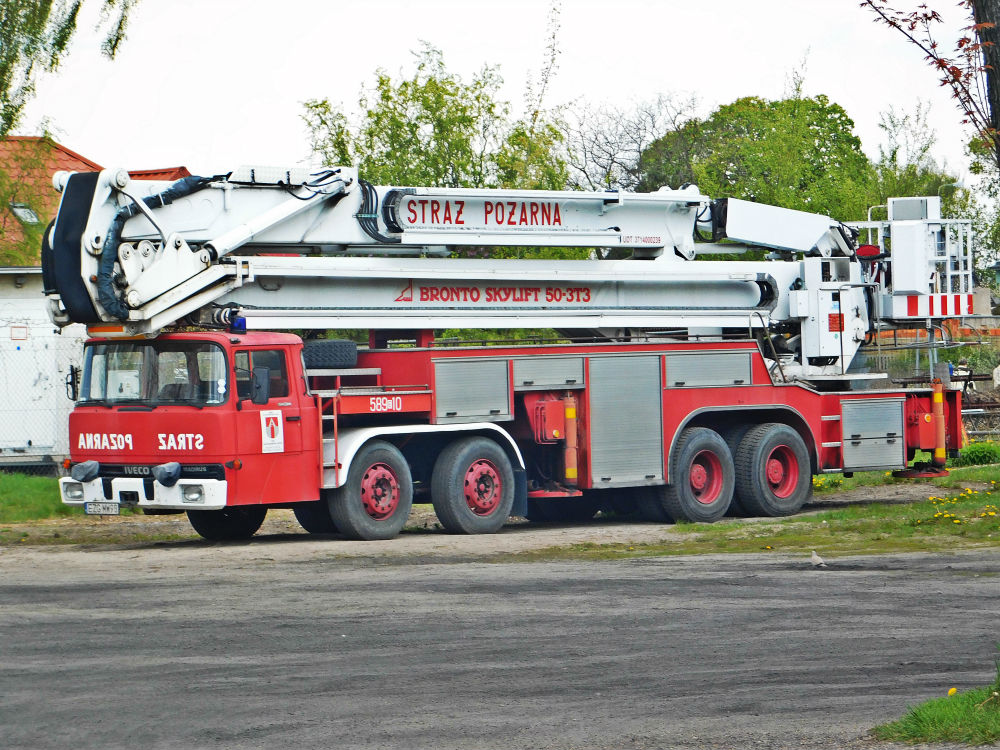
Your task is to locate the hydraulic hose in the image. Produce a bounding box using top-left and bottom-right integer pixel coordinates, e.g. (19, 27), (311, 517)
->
(97, 175), (214, 320)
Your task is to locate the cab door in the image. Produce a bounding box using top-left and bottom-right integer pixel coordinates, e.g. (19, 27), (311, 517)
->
(232, 347), (317, 504)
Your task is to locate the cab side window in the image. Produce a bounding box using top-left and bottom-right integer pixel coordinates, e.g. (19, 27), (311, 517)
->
(234, 349), (289, 400)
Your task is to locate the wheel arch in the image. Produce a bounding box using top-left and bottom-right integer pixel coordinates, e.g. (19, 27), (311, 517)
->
(671, 405), (818, 476)
(331, 424), (525, 489)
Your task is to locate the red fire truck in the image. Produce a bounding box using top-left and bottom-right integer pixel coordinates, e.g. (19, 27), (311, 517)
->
(43, 166), (972, 540)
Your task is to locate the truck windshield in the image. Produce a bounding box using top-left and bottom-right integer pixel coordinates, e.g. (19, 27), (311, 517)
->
(79, 341), (228, 406)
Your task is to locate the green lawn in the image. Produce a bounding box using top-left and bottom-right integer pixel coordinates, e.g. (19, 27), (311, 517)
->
(0, 473), (79, 523)
(874, 653), (1000, 745)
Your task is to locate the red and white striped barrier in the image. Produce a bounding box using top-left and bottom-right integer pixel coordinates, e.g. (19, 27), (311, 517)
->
(892, 293), (974, 318)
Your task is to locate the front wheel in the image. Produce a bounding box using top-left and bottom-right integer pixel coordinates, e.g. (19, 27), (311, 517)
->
(328, 440), (413, 540)
(431, 437), (515, 534)
(734, 423), (812, 517)
(293, 500), (339, 534)
(187, 506), (267, 541)
(661, 427), (734, 523)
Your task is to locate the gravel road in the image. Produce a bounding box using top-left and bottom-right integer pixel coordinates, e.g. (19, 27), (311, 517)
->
(1, 538), (997, 750)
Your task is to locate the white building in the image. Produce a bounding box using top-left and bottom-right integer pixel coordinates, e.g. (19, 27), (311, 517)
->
(0, 267), (87, 471)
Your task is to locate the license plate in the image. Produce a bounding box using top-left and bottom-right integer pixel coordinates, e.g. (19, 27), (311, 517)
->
(84, 502), (120, 516)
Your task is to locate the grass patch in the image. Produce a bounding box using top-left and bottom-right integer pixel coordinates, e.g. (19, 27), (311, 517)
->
(0, 472), (146, 524)
(809, 462), (1000, 496)
(0, 473), (81, 523)
(873, 651), (1000, 745)
(512, 482), (1000, 562)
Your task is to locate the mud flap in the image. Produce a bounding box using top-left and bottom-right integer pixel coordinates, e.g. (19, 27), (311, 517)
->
(511, 467), (528, 518)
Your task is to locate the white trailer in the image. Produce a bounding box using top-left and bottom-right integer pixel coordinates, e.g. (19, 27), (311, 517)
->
(0, 267), (87, 470)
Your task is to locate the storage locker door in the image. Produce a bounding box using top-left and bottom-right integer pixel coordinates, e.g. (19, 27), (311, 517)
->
(588, 356), (664, 484)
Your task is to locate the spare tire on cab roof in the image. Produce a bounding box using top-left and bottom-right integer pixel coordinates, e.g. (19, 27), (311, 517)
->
(302, 339), (358, 369)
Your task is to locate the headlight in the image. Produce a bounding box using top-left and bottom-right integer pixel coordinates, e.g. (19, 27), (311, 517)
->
(64, 482), (84, 500)
(181, 485), (204, 503)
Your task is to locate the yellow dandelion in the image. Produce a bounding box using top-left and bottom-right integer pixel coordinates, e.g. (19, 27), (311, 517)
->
(948, 687), (958, 697)
(953, 519), (961, 524)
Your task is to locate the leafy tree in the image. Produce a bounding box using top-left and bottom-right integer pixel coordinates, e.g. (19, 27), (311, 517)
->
(872, 103), (961, 210)
(0, 0), (140, 136)
(0, 135), (50, 265)
(639, 95), (876, 220)
(303, 44), (566, 191)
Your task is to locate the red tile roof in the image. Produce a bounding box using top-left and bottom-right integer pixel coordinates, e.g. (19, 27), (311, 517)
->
(128, 167), (191, 180)
(0, 137), (190, 265)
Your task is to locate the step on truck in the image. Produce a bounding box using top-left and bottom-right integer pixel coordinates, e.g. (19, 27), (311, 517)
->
(43, 166), (974, 540)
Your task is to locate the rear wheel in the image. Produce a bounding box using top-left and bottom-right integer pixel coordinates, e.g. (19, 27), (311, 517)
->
(293, 500), (339, 534)
(636, 486), (673, 523)
(328, 440), (413, 540)
(432, 437), (515, 534)
(661, 427), (734, 523)
(525, 496), (601, 523)
(187, 506), (267, 541)
(734, 423), (811, 517)
(722, 424), (753, 516)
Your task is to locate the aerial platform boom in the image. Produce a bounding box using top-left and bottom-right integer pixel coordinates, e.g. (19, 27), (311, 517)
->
(42, 165), (979, 382)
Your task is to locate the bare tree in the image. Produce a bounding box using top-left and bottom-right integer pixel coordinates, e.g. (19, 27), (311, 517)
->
(564, 94), (699, 191)
(860, 0), (1000, 172)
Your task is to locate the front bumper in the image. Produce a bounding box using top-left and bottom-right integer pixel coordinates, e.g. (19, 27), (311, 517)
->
(60, 476), (228, 511)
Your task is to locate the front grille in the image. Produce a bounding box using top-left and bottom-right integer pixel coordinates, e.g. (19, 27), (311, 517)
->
(98, 464), (226, 481)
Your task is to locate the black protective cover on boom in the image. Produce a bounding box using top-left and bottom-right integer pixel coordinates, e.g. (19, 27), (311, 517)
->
(44, 172), (102, 323)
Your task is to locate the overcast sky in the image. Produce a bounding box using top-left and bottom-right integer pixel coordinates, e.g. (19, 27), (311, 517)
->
(20, 0), (975, 184)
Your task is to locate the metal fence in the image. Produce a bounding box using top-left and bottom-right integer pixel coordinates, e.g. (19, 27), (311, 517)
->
(0, 321), (84, 477)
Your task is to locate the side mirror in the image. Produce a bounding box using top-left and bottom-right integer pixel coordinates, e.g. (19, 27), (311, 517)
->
(250, 367), (271, 405)
(65, 364), (80, 401)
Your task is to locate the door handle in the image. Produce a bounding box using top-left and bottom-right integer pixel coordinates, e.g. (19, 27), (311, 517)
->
(286, 415), (301, 422)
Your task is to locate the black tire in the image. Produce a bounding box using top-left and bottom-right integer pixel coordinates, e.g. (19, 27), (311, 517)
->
(722, 424), (754, 516)
(635, 486), (673, 523)
(187, 506), (267, 541)
(734, 423), (812, 517)
(602, 489), (639, 519)
(293, 500), (339, 534)
(328, 440), (413, 540)
(525, 496), (600, 523)
(303, 339), (358, 369)
(661, 427), (734, 523)
(431, 437), (516, 534)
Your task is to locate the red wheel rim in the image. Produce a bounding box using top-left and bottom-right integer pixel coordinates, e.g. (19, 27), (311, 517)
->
(689, 450), (723, 504)
(360, 463), (400, 520)
(765, 445), (798, 498)
(464, 459), (503, 516)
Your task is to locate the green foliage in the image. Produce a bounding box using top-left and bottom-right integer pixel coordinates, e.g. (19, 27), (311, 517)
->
(0, 0), (139, 136)
(941, 343), (1000, 374)
(0, 134), (50, 265)
(640, 95), (876, 220)
(952, 441), (1000, 467)
(0, 472), (77, 522)
(873, 648), (1000, 745)
(304, 44), (567, 191)
(871, 104), (960, 211)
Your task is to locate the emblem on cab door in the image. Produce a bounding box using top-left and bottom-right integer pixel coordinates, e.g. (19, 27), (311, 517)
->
(260, 410), (284, 453)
